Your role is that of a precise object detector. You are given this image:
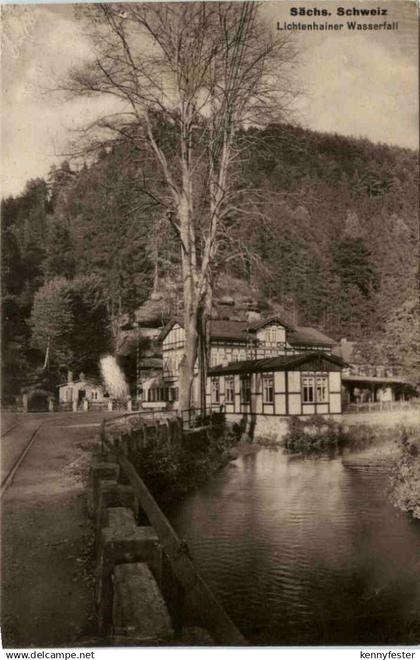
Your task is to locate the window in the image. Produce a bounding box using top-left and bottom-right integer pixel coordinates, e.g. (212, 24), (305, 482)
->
(91, 391), (98, 400)
(316, 375), (328, 403)
(266, 326), (275, 343)
(263, 374), (274, 404)
(225, 377), (235, 404)
(302, 375), (315, 403)
(211, 378), (220, 404)
(302, 373), (329, 403)
(240, 375), (251, 403)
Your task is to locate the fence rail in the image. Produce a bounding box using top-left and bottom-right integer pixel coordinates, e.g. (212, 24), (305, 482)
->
(343, 400), (420, 414)
(180, 405), (224, 430)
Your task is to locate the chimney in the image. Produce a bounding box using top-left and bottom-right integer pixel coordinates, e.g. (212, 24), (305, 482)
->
(67, 370), (73, 384)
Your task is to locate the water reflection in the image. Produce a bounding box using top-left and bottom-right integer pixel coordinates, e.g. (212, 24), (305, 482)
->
(169, 448), (420, 645)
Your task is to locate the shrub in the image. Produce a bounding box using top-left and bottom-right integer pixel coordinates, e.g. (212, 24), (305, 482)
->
(283, 416), (378, 453)
(127, 420), (233, 505)
(389, 427), (420, 519)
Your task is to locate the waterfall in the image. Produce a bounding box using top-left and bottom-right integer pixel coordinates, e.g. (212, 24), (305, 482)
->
(100, 355), (129, 399)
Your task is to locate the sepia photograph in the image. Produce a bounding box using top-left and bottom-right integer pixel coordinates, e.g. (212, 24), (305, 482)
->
(1, 0), (419, 652)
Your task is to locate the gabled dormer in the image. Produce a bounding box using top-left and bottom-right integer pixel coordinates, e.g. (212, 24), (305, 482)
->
(247, 317), (290, 348)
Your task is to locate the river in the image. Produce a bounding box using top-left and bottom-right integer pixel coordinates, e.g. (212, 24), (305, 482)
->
(169, 446), (420, 645)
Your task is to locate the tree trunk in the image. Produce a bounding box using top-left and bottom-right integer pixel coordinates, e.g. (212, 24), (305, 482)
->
(179, 310), (198, 412)
(177, 189), (199, 412)
(197, 307), (208, 413)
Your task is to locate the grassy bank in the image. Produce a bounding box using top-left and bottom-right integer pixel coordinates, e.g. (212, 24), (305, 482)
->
(282, 415), (381, 453)
(389, 427), (420, 519)
(282, 415), (420, 520)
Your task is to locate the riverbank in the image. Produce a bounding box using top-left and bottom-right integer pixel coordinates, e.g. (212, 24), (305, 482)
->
(280, 416), (420, 520)
(388, 427), (420, 519)
(342, 407), (419, 428)
(105, 412), (419, 520)
(105, 416), (242, 508)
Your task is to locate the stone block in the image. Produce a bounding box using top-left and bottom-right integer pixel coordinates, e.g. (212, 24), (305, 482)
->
(96, 482), (139, 531)
(112, 562), (173, 645)
(88, 464), (120, 515)
(103, 506), (136, 531)
(96, 525), (163, 635)
(90, 463), (120, 489)
(120, 433), (130, 457)
(103, 452), (118, 464)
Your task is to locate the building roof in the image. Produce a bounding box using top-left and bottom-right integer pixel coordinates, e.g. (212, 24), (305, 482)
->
(210, 319), (251, 342)
(288, 326), (337, 347)
(160, 318), (253, 343)
(160, 317), (337, 348)
(342, 375), (412, 386)
(58, 378), (102, 388)
(246, 316), (291, 331)
(209, 351), (347, 376)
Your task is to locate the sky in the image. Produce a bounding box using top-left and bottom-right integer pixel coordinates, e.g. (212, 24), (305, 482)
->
(1, 0), (419, 198)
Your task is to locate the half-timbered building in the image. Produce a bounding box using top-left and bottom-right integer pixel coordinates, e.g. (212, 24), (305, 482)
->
(207, 352), (345, 417)
(142, 316), (344, 416)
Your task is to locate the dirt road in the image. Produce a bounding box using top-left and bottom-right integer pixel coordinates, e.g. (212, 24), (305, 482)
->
(1, 413), (115, 648)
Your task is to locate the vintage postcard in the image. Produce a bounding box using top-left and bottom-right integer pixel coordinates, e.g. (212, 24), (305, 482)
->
(1, 0), (419, 655)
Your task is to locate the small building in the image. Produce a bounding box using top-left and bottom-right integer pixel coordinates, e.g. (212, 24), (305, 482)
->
(58, 371), (107, 406)
(207, 352), (345, 417)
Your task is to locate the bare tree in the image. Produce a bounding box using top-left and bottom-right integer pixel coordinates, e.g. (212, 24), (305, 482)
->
(64, 2), (297, 410)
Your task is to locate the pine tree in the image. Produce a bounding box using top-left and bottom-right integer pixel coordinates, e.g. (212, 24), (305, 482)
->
(43, 218), (75, 279)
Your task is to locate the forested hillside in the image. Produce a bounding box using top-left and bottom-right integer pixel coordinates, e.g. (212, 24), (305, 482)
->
(2, 123), (418, 399)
